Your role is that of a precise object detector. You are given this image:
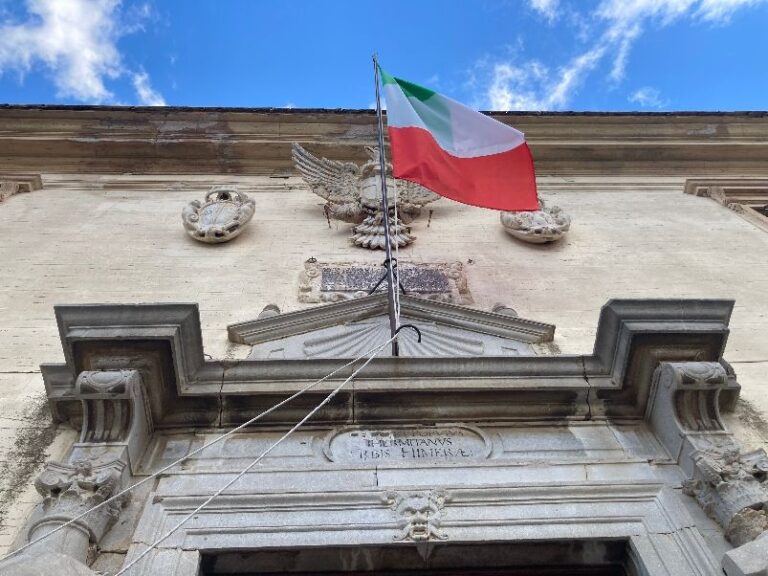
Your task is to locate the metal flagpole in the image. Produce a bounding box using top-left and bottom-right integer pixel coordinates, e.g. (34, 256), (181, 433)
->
(372, 54), (400, 357)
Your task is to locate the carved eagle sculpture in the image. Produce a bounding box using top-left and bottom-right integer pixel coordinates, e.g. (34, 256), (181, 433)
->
(292, 143), (440, 249)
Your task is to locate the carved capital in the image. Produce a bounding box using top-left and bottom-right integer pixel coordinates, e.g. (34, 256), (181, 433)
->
(682, 442), (768, 546)
(383, 489), (449, 543)
(28, 459), (128, 561)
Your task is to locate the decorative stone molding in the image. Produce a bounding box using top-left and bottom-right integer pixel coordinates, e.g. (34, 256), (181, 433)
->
(682, 443), (768, 547)
(684, 178), (768, 233)
(118, 482), (720, 575)
(298, 259), (472, 304)
(230, 293), (556, 360)
(500, 199), (571, 243)
(181, 186), (255, 243)
(0, 173), (42, 203)
(293, 143), (439, 249)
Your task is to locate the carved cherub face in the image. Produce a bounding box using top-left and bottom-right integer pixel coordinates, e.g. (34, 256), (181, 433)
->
(72, 460), (93, 477)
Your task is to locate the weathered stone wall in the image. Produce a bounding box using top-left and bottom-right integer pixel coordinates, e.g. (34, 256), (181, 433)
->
(0, 111), (767, 558)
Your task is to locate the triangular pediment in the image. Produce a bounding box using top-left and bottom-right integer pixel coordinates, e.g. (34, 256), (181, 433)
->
(227, 294), (556, 359)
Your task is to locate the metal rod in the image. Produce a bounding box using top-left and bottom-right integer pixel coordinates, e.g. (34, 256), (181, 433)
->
(372, 54), (399, 356)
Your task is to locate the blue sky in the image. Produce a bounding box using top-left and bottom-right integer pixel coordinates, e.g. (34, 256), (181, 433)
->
(0, 0), (766, 111)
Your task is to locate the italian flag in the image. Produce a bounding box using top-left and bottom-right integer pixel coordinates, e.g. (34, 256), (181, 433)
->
(381, 68), (539, 211)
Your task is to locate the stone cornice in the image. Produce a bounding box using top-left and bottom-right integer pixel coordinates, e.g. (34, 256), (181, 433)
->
(40, 298), (734, 428)
(1, 107), (767, 175)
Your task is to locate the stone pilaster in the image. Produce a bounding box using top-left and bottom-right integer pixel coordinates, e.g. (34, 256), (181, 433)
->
(649, 362), (768, 576)
(0, 370), (150, 575)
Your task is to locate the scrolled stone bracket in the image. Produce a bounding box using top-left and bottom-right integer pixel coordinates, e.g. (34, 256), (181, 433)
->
(648, 361), (739, 467)
(71, 369), (152, 474)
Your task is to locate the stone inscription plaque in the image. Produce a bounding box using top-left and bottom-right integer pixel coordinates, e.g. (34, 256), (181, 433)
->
(325, 426), (490, 463)
(299, 260), (473, 305)
(321, 267), (450, 294)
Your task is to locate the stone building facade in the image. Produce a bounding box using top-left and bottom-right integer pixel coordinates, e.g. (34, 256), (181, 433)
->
(0, 107), (767, 575)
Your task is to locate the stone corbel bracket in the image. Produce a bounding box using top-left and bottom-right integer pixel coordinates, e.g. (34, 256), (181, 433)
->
(684, 178), (768, 233)
(0, 173), (42, 202)
(69, 370), (152, 473)
(648, 361), (740, 472)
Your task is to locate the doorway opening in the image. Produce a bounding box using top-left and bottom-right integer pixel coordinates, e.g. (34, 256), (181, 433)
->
(201, 540), (635, 576)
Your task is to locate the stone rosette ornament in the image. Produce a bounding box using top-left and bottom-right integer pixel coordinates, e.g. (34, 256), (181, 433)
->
(500, 199), (571, 243)
(182, 186), (255, 244)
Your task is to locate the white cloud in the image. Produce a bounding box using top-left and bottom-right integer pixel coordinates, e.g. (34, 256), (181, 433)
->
(596, 0), (767, 81)
(483, 44), (605, 111)
(479, 0), (767, 110)
(0, 0), (165, 105)
(696, 0), (764, 20)
(528, 0), (560, 21)
(132, 71), (166, 106)
(628, 86), (668, 108)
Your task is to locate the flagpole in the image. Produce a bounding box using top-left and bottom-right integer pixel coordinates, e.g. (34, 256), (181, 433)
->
(372, 54), (400, 357)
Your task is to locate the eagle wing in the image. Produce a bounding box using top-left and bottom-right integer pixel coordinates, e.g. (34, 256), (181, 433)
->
(292, 143), (362, 204)
(394, 179), (440, 223)
(396, 179), (441, 207)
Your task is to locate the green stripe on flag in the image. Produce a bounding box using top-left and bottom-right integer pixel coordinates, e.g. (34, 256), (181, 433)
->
(379, 66), (398, 86)
(379, 67), (435, 101)
(380, 66), (453, 149)
(392, 77), (436, 102)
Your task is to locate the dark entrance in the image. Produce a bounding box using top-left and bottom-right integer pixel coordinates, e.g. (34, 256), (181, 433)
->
(201, 541), (632, 576)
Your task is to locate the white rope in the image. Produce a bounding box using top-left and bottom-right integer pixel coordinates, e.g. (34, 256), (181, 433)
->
(114, 333), (396, 576)
(3, 339), (395, 562)
(391, 177), (402, 327)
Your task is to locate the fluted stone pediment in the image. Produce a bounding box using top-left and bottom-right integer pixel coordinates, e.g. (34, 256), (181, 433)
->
(227, 294), (557, 359)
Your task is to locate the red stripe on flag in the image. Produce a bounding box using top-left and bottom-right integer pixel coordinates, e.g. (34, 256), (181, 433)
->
(388, 126), (539, 211)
